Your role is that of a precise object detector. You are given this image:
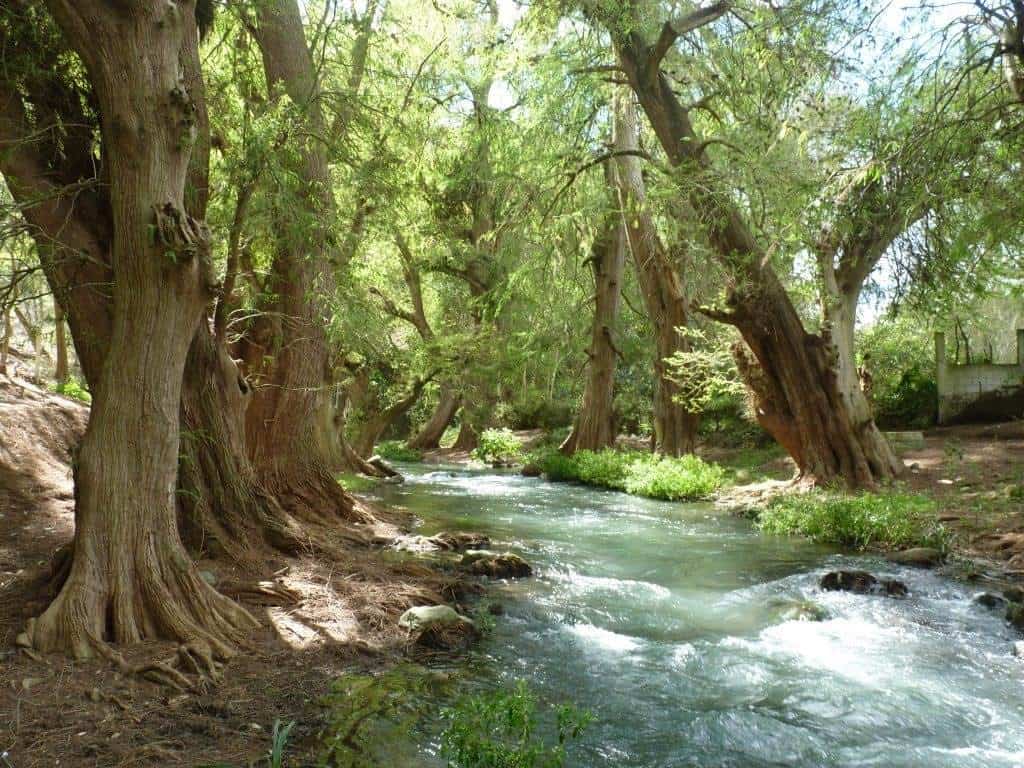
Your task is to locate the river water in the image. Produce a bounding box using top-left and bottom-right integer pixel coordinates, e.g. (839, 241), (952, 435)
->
(370, 464), (1024, 767)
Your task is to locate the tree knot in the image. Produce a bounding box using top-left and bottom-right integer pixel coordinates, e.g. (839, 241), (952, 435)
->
(152, 202), (214, 290)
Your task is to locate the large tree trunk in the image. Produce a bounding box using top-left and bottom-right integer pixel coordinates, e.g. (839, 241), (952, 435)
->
(613, 97), (698, 456)
(408, 385), (460, 450)
(561, 168), (626, 455)
(453, 417), (480, 452)
(611, 27), (899, 486)
(820, 285), (901, 477)
(24, 0), (256, 660)
(240, 0), (369, 523)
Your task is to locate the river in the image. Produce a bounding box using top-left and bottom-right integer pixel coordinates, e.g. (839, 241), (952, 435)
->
(367, 463), (1024, 767)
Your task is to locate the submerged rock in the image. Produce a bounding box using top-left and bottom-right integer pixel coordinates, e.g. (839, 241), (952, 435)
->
(886, 548), (943, 568)
(461, 550), (533, 579)
(974, 592), (1009, 611)
(819, 570), (908, 597)
(767, 597), (829, 623)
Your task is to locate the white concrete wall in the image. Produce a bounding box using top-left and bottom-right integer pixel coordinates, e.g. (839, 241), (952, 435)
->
(935, 330), (1024, 424)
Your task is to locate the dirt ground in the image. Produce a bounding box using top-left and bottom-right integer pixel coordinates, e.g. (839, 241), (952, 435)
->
(0, 376), (474, 768)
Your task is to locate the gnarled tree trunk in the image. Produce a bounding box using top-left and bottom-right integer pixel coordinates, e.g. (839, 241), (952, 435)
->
(613, 97), (697, 456)
(408, 385), (460, 450)
(562, 165), (626, 455)
(24, 0), (256, 660)
(607, 11), (899, 486)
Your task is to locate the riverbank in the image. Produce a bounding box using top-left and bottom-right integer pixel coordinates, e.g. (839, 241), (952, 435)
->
(0, 376), (483, 767)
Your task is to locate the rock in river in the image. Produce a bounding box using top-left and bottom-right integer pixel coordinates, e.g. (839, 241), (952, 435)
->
(461, 550), (533, 579)
(399, 605), (479, 652)
(820, 570), (908, 597)
(886, 547), (943, 568)
(974, 592), (1009, 611)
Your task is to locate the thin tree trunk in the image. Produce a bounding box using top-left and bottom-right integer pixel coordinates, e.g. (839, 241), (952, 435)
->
(613, 97), (698, 456)
(0, 302), (11, 375)
(562, 166), (626, 455)
(408, 385), (460, 450)
(24, 0), (256, 661)
(353, 377), (430, 457)
(53, 297), (68, 385)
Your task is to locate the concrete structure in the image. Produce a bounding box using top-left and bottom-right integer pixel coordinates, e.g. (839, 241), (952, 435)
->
(936, 330), (1024, 424)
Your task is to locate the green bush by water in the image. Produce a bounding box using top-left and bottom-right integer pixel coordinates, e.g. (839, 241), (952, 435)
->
(757, 491), (949, 551)
(375, 440), (423, 462)
(441, 680), (592, 768)
(472, 428), (522, 464)
(534, 449), (725, 501)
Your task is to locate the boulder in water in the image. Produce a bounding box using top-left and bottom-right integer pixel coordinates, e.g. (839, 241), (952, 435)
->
(1003, 586), (1024, 603)
(521, 463), (542, 478)
(1013, 640), (1024, 658)
(886, 547), (943, 568)
(974, 592), (1008, 611)
(820, 570), (907, 597)
(462, 550), (533, 579)
(429, 531), (491, 551)
(399, 605), (479, 652)
(1006, 601), (1024, 632)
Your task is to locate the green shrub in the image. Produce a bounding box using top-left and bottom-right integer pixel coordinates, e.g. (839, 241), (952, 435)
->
(440, 681), (591, 768)
(375, 440), (423, 462)
(472, 428), (522, 464)
(757, 491), (949, 551)
(337, 472), (378, 493)
(533, 448), (724, 501)
(51, 377), (91, 404)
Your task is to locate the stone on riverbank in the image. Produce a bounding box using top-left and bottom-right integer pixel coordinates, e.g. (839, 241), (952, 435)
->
(886, 547), (943, 567)
(820, 570), (908, 597)
(396, 531), (491, 553)
(399, 605), (479, 652)
(975, 592), (1008, 610)
(461, 550), (533, 579)
(1007, 601), (1024, 632)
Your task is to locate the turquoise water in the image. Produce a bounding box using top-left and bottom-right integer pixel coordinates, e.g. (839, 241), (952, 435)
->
(371, 464), (1024, 767)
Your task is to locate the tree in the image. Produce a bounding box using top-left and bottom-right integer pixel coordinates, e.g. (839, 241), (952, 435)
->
(19, 0), (256, 666)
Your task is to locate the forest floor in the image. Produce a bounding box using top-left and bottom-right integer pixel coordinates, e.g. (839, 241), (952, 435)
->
(0, 375), (476, 768)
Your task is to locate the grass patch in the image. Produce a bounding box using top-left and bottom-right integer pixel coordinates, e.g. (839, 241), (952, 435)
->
(337, 472), (379, 493)
(50, 376), (91, 403)
(533, 449), (725, 501)
(472, 428), (523, 464)
(375, 440), (423, 463)
(756, 491), (949, 551)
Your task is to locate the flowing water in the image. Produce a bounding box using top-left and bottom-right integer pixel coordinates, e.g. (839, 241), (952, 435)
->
(368, 464), (1024, 767)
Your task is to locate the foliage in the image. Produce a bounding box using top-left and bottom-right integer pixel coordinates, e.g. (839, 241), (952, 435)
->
(757, 492), (949, 551)
(268, 719), (295, 768)
(440, 681), (592, 768)
(320, 665), (442, 767)
(51, 376), (91, 404)
(337, 473), (379, 493)
(375, 440), (423, 463)
(472, 428), (523, 464)
(534, 449), (725, 501)
(857, 318), (937, 429)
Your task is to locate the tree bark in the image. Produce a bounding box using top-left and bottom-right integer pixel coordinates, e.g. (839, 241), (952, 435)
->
(613, 96), (698, 456)
(606, 15), (899, 486)
(562, 165), (626, 455)
(53, 297), (68, 385)
(353, 376), (430, 457)
(23, 0), (256, 661)
(239, 0), (369, 522)
(453, 417), (480, 452)
(408, 385), (460, 450)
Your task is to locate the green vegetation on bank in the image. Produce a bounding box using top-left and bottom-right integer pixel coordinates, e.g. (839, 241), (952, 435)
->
(375, 440), (423, 463)
(472, 428), (523, 465)
(756, 491), (950, 551)
(337, 472), (380, 493)
(50, 377), (91, 404)
(533, 449), (725, 501)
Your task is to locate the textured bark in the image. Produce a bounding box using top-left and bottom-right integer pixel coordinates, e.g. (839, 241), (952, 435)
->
(23, 0), (256, 660)
(453, 418), (480, 452)
(53, 297), (68, 384)
(562, 167), (626, 455)
(353, 376), (430, 458)
(408, 386), (460, 450)
(613, 98), (698, 456)
(239, 0), (368, 522)
(606, 10), (899, 486)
